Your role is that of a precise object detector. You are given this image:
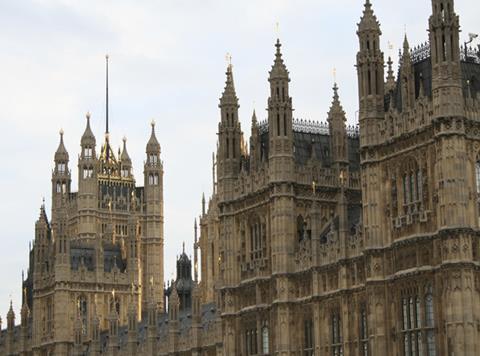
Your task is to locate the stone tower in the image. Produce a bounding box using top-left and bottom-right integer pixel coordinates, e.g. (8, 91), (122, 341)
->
(143, 122), (164, 311)
(217, 63), (242, 202)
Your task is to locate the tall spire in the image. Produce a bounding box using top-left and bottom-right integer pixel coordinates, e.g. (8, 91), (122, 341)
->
(55, 129), (69, 162)
(328, 82), (346, 119)
(358, 0), (380, 33)
(269, 39), (289, 80)
(105, 54), (109, 135)
(219, 62), (238, 107)
(386, 56), (396, 92)
(121, 136), (131, 163)
(81, 112), (96, 148)
(146, 120), (160, 153)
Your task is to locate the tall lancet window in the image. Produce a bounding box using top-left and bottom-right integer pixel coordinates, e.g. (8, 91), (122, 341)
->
(77, 295), (88, 335)
(475, 159), (480, 193)
(331, 311), (343, 355)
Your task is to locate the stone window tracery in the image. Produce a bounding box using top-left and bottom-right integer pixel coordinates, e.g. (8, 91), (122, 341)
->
(401, 285), (436, 356)
(249, 216), (266, 262)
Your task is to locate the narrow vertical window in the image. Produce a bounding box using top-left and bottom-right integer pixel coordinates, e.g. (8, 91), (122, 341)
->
(475, 160), (480, 193)
(368, 70), (372, 95)
(360, 307), (368, 356)
(262, 326), (269, 354)
(304, 318), (314, 356)
(284, 113), (287, 136)
(277, 114), (281, 136)
(226, 138), (230, 159)
(403, 175), (408, 204)
(331, 312), (343, 355)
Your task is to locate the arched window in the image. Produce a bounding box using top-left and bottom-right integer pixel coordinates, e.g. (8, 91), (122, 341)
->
(425, 286), (436, 355)
(304, 318), (314, 356)
(262, 325), (269, 354)
(331, 311), (342, 355)
(360, 306), (368, 356)
(77, 295), (88, 335)
(475, 159), (480, 193)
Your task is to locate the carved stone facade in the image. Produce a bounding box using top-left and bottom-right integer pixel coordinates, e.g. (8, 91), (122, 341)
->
(2, 1), (480, 355)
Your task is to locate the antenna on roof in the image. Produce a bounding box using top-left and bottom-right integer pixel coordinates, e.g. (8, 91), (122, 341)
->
(105, 54), (110, 134)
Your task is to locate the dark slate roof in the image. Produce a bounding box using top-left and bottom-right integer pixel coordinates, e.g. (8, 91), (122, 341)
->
(259, 131), (360, 172)
(387, 56), (480, 111)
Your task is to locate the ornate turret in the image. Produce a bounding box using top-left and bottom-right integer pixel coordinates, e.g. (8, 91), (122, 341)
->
(54, 130), (69, 163)
(217, 62), (243, 201)
(356, 0), (385, 147)
(268, 39), (294, 182)
(120, 137), (132, 178)
(52, 130), (71, 204)
(399, 35), (415, 111)
(385, 56), (396, 93)
(328, 83), (349, 168)
(143, 121), (164, 311)
(193, 219), (199, 283)
(429, 0), (463, 117)
(249, 109), (261, 171)
(80, 112), (96, 157)
(7, 301), (15, 331)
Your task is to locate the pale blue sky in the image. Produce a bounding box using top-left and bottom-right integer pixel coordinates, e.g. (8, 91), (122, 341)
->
(0, 0), (478, 319)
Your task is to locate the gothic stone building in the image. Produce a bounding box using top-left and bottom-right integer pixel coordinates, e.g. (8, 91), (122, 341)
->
(2, 0), (480, 355)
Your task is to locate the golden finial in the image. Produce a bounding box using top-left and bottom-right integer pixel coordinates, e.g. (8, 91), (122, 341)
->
(59, 128), (64, 136)
(387, 41), (394, 57)
(151, 119), (156, 128)
(86, 111), (91, 120)
(333, 67), (337, 83)
(225, 52), (232, 67)
(122, 135), (127, 143)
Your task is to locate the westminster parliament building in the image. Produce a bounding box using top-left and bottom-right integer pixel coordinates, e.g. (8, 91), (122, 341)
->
(2, 0), (480, 355)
